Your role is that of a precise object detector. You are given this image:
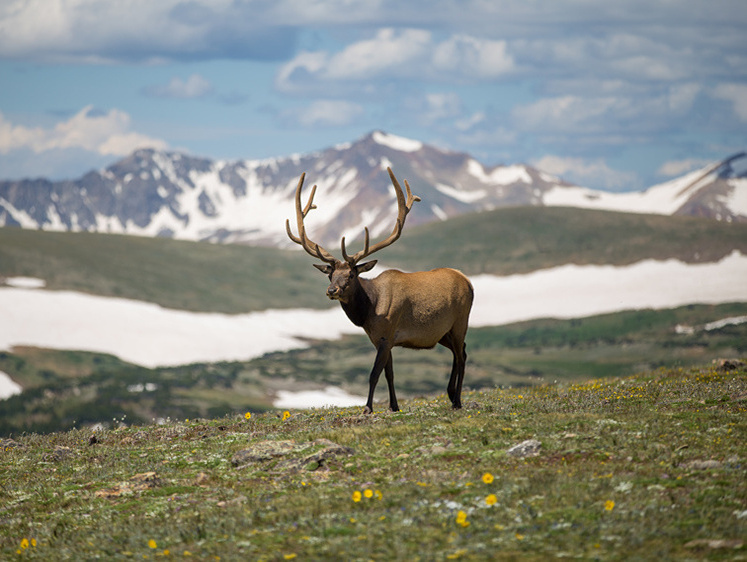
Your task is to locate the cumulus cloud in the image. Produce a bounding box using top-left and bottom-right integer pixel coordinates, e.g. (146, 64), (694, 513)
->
(275, 28), (514, 93)
(143, 74), (214, 99)
(0, 106), (168, 156)
(532, 155), (639, 191)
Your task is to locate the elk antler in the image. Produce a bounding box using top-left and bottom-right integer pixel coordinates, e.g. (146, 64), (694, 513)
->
(285, 173), (337, 264)
(341, 167), (421, 265)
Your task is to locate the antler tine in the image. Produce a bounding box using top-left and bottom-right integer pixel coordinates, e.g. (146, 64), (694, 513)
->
(343, 167), (420, 265)
(286, 173), (337, 264)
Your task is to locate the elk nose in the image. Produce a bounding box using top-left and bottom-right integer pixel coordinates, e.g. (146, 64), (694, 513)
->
(327, 286), (340, 299)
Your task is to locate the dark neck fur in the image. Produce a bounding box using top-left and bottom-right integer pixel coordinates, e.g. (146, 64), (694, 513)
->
(340, 278), (373, 327)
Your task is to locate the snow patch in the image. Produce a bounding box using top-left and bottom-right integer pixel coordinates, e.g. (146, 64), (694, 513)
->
(0, 370), (22, 400)
(4, 277), (46, 289)
(274, 387), (366, 409)
(372, 131), (423, 152)
(467, 160), (532, 185)
(434, 183), (487, 203)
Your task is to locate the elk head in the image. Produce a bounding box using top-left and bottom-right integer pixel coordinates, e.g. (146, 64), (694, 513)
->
(285, 167), (420, 303)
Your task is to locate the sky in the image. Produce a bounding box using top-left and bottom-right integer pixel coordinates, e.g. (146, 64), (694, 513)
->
(0, 0), (746, 191)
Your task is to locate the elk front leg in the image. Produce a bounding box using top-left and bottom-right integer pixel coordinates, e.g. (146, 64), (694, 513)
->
(364, 338), (393, 414)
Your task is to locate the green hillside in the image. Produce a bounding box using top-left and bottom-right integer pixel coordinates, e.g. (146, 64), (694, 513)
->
(2, 207), (747, 313)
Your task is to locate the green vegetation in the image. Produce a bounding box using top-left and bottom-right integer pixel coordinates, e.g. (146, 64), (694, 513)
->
(0, 227), (323, 313)
(2, 303), (745, 436)
(3, 207), (747, 312)
(1, 364), (745, 560)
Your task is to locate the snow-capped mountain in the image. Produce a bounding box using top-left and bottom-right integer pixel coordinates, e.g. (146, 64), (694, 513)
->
(0, 132), (745, 248)
(543, 152), (747, 222)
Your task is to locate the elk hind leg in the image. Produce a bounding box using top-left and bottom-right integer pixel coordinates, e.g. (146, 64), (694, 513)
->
(384, 352), (399, 412)
(440, 331), (466, 409)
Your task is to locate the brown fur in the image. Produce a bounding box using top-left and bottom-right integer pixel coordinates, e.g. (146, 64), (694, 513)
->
(287, 169), (474, 413)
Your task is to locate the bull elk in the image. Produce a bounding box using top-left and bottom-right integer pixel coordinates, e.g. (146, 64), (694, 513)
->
(286, 167), (474, 414)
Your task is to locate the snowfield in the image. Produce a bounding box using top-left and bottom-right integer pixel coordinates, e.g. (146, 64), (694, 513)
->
(1, 251), (746, 404)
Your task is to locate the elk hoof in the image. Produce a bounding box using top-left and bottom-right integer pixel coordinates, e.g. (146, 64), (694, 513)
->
(363, 406), (373, 415)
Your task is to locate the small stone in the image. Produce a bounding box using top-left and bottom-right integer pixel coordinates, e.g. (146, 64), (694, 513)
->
(506, 439), (542, 458)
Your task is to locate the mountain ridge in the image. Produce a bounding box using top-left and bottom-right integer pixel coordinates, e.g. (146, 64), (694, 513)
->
(1, 131), (745, 248)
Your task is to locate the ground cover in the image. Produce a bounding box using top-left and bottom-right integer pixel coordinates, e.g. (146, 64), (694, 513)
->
(1, 363), (745, 560)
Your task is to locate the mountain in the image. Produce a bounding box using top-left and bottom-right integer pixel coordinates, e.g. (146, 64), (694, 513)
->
(1, 131), (745, 248)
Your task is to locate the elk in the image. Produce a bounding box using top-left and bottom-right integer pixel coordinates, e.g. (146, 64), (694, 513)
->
(286, 167), (474, 414)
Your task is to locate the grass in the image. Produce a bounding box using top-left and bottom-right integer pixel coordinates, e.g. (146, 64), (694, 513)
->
(2, 303), (745, 436)
(1, 363), (745, 560)
(2, 207), (747, 313)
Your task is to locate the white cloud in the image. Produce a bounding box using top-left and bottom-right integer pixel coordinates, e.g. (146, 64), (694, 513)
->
(656, 158), (712, 177)
(532, 154), (638, 191)
(143, 74), (214, 99)
(281, 100), (364, 127)
(712, 83), (747, 122)
(0, 106), (167, 156)
(275, 28), (514, 93)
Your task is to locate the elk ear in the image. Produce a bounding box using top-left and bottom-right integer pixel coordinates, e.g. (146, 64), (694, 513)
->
(313, 263), (333, 275)
(355, 260), (377, 274)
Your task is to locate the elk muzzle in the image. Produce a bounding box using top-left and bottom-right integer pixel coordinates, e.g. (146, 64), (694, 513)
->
(326, 285), (342, 300)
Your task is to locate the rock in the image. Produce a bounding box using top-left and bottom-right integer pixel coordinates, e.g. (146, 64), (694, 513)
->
(94, 471), (161, 498)
(506, 439), (542, 458)
(44, 445), (75, 462)
(714, 359), (745, 372)
(684, 539), (743, 550)
(684, 459), (722, 470)
(232, 439), (354, 471)
(231, 440), (298, 466)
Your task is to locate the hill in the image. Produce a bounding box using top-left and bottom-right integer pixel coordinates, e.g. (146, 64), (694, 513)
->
(0, 364), (744, 560)
(3, 206), (747, 312)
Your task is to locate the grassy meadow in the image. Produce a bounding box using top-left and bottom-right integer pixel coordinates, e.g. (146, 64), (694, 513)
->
(1, 363), (745, 560)
(2, 207), (747, 313)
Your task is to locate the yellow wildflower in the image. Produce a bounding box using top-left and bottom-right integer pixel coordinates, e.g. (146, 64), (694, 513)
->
(485, 494), (497, 506)
(363, 489), (373, 499)
(244, 412), (251, 420)
(482, 472), (494, 484)
(352, 491), (362, 502)
(282, 410), (291, 421)
(455, 510), (470, 527)
(148, 539), (157, 549)
(20, 539), (29, 550)
(374, 489), (383, 500)
(605, 500), (615, 511)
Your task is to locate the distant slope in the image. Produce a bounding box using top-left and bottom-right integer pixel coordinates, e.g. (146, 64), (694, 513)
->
(2, 207), (747, 313)
(377, 206), (747, 275)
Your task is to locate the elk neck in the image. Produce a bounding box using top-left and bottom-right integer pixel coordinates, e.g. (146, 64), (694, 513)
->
(339, 275), (374, 328)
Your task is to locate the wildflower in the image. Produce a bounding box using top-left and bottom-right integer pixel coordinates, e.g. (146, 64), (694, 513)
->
(482, 472), (494, 484)
(374, 489), (383, 500)
(20, 538), (29, 550)
(486, 494), (497, 506)
(363, 489), (373, 499)
(244, 412), (251, 420)
(605, 500), (615, 511)
(284, 554), (297, 560)
(148, 539), (158, 549)
(282, 410), (291, 421)
(456, 510), (470, 527)
(352, 491), (362, 502)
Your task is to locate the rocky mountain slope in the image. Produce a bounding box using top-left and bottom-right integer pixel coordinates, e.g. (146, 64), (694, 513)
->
(1, 131), (745, 248)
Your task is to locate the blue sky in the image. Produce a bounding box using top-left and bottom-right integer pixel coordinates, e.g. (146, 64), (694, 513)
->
(0, 0), (745, 190)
